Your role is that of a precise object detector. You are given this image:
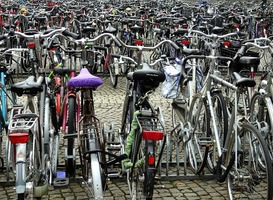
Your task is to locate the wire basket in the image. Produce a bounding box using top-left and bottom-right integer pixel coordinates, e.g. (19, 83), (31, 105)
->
(220, 45), (260, 73)
(181, 7), (192, 19)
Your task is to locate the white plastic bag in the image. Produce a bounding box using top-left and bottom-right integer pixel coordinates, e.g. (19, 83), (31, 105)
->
(161, 63), (181, 99)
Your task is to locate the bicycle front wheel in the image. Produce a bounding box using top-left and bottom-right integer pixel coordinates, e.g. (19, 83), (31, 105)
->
(226, 123), (273, 199)
(189, 95), (210, 174)
(66, 96), (76, 177)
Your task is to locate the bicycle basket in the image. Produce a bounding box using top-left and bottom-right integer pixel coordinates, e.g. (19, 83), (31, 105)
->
(220, 44), (260, 73)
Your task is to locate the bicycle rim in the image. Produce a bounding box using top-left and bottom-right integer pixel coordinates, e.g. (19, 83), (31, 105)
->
(226, 123), (273, 199)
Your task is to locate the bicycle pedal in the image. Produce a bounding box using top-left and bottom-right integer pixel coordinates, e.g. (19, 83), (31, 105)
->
(107, 144), (122, 151)
(107, 170), (120, 178)
(53, 178), (69, 188)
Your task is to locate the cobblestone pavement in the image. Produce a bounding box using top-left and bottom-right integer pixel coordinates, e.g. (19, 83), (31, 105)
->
(0, 76), (257, 199)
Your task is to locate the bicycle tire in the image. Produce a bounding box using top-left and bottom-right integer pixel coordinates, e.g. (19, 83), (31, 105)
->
(143, 140), (155, 199)
(107, 47), (118, 88)
(18, 193), (24, 200)
(226, 123), (273, 199)
(66, 96), (76, 177)
(249, 92), (273, 158)
(206, 92), (228, 173)
(44, 97), (50, 155)
(188, 94), (210, 174)
(130, 132), (145, 200)
(121, 95), (134, 137)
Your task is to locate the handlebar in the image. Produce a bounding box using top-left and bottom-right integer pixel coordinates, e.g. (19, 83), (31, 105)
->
(233, 38), (271, 60)
(116, 38), (180, 51)
(13, 27), (67, 39)
(180, 55), (234, 80)
(189, 29), (242, 40)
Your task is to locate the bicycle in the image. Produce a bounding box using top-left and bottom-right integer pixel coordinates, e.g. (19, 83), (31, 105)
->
(65, 32), (127, 199)
(4, 28), (67, 199)
(116, 39), (180, 199)
(177, 45), (273, 199)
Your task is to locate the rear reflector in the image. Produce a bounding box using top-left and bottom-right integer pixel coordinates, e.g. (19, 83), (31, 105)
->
(142, 130), (163, 140)
(181, 40), (190, 45)
(135, 40), (143, 45)
(27, 42), (36, 48)
(223, 41), (231, 47)
(148, 155), (155, 165)
(8, 132), (29, 144)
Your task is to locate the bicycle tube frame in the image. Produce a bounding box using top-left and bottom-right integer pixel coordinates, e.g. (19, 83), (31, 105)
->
(1, 71), (7, 123)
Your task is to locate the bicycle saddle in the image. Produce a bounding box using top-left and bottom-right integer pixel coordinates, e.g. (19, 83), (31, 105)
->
(68, 68), (103, 89)
(232, 72), (256, 88)
(53, 66), (75, 76)
(11, 76), (43, 96)
(238, 56), (260, 65)
(104, 24), (117, 34)
(130, 24), (144, 33)
(127, 63), (165, 83)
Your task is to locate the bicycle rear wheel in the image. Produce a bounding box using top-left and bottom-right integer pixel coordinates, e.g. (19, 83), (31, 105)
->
(226, 123), (273, 199)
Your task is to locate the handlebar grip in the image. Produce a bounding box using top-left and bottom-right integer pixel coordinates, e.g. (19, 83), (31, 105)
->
(113, 37), (122, 48)
(0, 35), (6, 41)
(233, 45), (247, 61)
(36, 76), (44, 85)
(62, 29), (80, 40)
(171, 42), (180, 51)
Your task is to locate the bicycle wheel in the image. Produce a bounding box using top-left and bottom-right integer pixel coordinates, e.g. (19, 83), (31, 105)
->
(107, 46), (119, 88)
(129, 131), (145, 200)
(143, 140), (155, 200)
(66, 96), (76, 177)
(121, 95), (134, 138)
(188, 94), (210, 174)
(249, 92), (273, 158)
(206, 92), (228, 173)
(87, 129), (104, 199)
(226, 123), (273, 199)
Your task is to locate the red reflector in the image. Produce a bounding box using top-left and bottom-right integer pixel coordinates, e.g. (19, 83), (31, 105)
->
(148, 155), (155, 165)
(262, 23), (268, 28)
(50, 47), (57, 51)
(8, 133), (29, 144)
(27, 42), (36, 48)
(234, 25), (240, 29)
(142, 130), (163, 140)
(135, 40), (143, 45)
(182, 24), (188, 29)
(15, 21), (20, 25)
(173, 24), (179, 28)
(154, 23), (160, 27)
(181, 40), (189, 45)
(223, 41), (231, 47)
